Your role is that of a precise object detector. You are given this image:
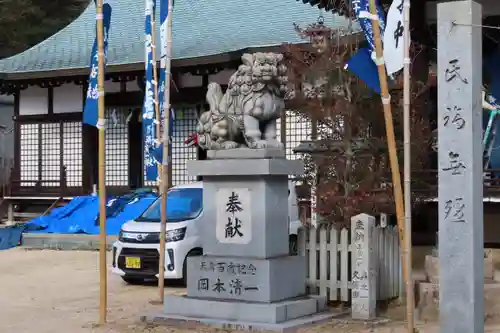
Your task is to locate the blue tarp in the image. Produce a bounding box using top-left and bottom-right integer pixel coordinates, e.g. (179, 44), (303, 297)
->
(24, 191), (157, 235)
(0, 226), (23, 250)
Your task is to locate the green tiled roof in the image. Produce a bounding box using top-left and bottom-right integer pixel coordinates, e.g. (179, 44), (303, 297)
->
(0, 0), (351, 77)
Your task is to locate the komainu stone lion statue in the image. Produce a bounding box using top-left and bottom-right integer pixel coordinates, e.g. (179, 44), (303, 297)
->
(195, 52), (288, 150)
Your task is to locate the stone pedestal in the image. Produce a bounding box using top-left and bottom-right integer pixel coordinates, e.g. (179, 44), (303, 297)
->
(417, 253), (499, 322)
(424, 254), (494, 284)
(417, 281), (500, 323)
(161, 148), (335, 331)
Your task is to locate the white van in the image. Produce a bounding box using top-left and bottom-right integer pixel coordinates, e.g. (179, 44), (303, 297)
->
(111, 181), (301, 284)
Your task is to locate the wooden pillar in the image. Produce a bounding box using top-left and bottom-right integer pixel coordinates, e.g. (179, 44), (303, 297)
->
(128, 107), (142, 189)
(82, 84), (98, 194)
(12, 89), (21, 195)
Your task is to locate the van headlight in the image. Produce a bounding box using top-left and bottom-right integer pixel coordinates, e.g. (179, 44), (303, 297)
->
(166, 227), (186, 242)
(118, 230), (133, 242)
(118, 231), (160, 243)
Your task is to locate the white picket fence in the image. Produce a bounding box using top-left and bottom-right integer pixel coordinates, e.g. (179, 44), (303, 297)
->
(297, 219), (403, 303)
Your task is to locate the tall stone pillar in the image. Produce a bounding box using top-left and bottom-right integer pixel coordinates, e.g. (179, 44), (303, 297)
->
(437, 1), (484, 333)
(162, 148), (332, 330)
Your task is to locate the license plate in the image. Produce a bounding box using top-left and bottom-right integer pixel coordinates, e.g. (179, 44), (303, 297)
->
(125, 256), (141, 269)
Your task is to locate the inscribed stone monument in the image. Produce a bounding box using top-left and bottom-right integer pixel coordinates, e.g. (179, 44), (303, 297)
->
(350, 213), (376, 320)
(437, 2), (484, 333)
(160, 53), (333, 331)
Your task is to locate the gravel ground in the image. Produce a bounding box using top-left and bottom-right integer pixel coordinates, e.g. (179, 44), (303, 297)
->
(1, 248), (500, 333)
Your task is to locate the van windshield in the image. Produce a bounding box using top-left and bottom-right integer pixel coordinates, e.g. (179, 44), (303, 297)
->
(136, 188), (203, 223)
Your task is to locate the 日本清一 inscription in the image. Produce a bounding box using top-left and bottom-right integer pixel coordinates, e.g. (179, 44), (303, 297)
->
(186, 256), (273, 302)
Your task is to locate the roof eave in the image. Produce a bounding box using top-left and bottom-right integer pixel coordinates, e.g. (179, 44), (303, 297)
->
(297, 0), (353, 17)
(0, 45), (286, 81)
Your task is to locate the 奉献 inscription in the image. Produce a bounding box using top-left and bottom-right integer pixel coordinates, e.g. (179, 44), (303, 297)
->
(216, 188), (252, 244)
(225, 191), (244, 238)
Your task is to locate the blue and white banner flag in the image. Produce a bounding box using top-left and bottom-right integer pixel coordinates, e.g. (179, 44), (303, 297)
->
(158, 0), (175, 169)
(345, 0), (386, 94)
(83, 1), (112, 127)
(143, 0), (175, 182)
(143, 0), (158, 182)
(351, 0), (386, 53)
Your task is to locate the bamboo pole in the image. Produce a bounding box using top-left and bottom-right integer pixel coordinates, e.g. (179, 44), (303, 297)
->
(149, 0), (163, 193)
(402, 0), (415, 331)
(367, 0), (408, 292)
(158, 0), (173, 303)
(96, 0), (107, 325)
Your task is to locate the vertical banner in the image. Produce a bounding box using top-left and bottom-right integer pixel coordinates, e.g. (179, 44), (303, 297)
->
(144, 0), (174, 182)
(383, 0), (408, 75)
(351, 0), (386, 53)
(83, 1), (112, 127)
(157, 0), (174, 170)
(345, 0), (386, 93)
(143, 0), (158, 182)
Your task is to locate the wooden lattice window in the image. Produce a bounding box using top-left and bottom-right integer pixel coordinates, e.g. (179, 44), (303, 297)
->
(41, 123), (61, 187)
(63, 122), (83, 187)
(143, 105), (199, 187)
(172, 106), (198, 186)
(20, 121), (84, 188)
(105, 107), (129, 186)
(20, 124), (39, 187)
(276, 110), (312, 160)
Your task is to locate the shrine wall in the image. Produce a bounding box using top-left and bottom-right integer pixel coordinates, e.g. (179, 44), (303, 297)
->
(54, 84), (83, 114)
(19, 86), (48, 116)
(17, 70), (236, 117)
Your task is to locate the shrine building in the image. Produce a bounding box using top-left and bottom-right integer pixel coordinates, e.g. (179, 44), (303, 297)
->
(0, 0), (351, 205)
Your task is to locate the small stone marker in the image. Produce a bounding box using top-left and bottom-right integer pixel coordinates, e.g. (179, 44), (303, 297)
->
(350, 213), (376, 320)
(437, 1), (484, 333)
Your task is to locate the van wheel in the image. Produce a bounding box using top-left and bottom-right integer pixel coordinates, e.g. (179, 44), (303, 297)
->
(122, 276), (145, 285)
(182, 248), (203, 286)
(289, 235), (298, 256)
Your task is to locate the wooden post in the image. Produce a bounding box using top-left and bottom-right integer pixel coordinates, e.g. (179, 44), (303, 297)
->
(96, 0), (108, 325)
(158, 0), (173, 303)
(367, 0), (408, 291)
(402, 0), (415, 331)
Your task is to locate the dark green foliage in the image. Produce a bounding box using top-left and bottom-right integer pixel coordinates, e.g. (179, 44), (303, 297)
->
(0, 0), (88, 59)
